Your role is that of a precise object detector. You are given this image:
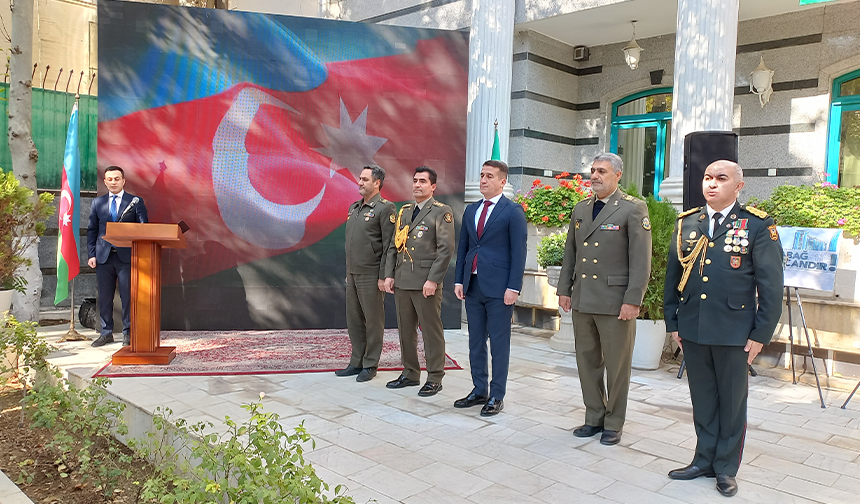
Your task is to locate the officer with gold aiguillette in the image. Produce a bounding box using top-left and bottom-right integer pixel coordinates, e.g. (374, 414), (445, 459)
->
(383, 166), (455, 397)
(336, 165), (396, 383)
(664, 160), (784, 498)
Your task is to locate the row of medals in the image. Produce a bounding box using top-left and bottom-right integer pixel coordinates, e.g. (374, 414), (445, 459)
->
(723, 228), (749, 254)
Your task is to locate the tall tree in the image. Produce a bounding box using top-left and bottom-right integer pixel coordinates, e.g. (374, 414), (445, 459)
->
(8, 0), (41, 321)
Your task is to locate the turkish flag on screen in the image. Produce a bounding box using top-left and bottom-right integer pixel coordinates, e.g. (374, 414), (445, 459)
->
(98, 38), (468, 284)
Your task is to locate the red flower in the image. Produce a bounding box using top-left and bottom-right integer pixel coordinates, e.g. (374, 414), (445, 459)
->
(533, 179), (542, 187)
(583, 180), (592, 187)
(560, 171), (570, 178)
(541, 216), (549, 222)
(521, 203), (528, 210)
(558, 213), (567, 220)
(544, 185), (552, 190)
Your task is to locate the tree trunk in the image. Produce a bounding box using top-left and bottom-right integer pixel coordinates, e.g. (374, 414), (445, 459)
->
(8, 0), (41, 322)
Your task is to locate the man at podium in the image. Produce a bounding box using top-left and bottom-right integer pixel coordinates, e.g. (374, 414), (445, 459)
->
(87, 166), (149, 347)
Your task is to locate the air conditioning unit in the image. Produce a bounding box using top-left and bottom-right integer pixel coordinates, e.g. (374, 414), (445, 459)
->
(573, 46), (590, 62)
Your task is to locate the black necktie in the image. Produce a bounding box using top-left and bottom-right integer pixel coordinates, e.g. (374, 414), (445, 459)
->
(592, 200), (605, 221)
(412, 204), (421, 222)
(712, 212), (722, 238)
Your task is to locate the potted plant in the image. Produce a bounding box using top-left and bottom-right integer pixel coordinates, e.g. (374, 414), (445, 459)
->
(631, 191), (678, 370)
(538, 232), (575, 352)
(0, 171), (55, 312)
(516, 173), (590, 271)
(537, 231), (567, 285)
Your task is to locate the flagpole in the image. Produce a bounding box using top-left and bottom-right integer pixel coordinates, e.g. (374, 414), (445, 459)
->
(60, 93), (87, 342)
(62, 277), (86, 341)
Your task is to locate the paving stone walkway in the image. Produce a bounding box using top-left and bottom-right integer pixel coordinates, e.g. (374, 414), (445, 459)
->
(41, 324), (860, 504)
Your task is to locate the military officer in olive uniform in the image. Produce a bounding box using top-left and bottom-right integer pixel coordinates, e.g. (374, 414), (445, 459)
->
(557, 153), (652, 446)
(336, 165), (396, 383)
(384, 166), (455, 397)
(664, 160), (784, 498)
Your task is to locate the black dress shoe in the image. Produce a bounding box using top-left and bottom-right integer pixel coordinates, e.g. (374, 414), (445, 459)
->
(716, 474), (738, 497)
(91, 334), (114, 347)
(480, 397), (503, 416)
(417, 381), (443, 397)
(386, 375), (420, 389)
(122, 334), (130, 346)
(668, 464), (716, 480)
(356, 368), (377, 382)
(335, 365), (361, 377)
(600, 430), (622, 445)
(454, 393), (487, 408)
(573, 424), (604, 438)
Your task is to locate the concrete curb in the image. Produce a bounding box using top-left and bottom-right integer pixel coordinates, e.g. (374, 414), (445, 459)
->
(0, 470), (34, 504)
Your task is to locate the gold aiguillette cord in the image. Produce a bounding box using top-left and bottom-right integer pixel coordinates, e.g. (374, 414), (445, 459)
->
(677, 219), (709, 292)
(394, 207), (415, 271)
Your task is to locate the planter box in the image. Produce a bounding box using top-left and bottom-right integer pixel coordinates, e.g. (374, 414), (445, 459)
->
(525, 223), (567, 272)
(632, 319), (668, 370)
(518, 223), (567, 311)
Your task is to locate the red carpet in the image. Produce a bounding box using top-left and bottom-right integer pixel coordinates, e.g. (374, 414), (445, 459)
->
(93, 329), (461, 378)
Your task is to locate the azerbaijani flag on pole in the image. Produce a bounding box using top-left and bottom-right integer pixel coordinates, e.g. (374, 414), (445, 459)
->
(55, 101), (81, 304)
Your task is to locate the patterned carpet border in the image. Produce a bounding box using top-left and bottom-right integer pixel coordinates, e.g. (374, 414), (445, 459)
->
(93, 328), (461, 378)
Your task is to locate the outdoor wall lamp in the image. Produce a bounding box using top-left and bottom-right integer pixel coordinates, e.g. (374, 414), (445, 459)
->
(623, 21), (643, 70)
(750, 56), (774, 107)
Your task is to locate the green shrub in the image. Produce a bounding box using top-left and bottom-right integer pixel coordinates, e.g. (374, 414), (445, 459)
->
(23, 377), (131, 496)
(537, 232), (567, 268)
(134, 396), (355, 504)
(748, 183), (860, 241)
(640, 194), (678, 321)
(0, 315), (53, 420)
(0, 171), (55, 292)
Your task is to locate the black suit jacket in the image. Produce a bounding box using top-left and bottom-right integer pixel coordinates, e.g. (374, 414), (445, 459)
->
(87, 192), (148, 264)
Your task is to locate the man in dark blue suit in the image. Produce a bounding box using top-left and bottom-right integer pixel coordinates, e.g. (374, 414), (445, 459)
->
(87, 166), (148, 347)
(454, 160), (527, 416)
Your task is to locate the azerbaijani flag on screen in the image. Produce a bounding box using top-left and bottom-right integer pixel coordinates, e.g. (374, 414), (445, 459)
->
(55, 101), (80, 304)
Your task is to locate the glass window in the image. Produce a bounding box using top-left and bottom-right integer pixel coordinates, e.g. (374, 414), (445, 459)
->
(616, 93), (673, 116)
(840, 76), (860, 97)
(838, 108), (860, 187)
(828, 70), (860, 186)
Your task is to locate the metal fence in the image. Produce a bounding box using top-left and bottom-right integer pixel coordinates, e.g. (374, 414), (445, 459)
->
(0, 84), (98, 191)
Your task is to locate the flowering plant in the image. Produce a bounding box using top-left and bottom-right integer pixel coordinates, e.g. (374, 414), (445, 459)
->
(748, 183), (860, 241)
(515, 173), (591, 227)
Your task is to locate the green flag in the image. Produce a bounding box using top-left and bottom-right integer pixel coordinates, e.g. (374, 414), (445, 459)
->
(491, 121), (501, 161)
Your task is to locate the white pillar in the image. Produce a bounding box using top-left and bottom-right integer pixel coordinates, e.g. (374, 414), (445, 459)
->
(661, 0), (739, 206)
(465, 0), (515, 203)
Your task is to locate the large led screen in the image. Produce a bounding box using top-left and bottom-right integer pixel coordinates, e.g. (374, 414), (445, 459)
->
(98, 2), (468, 330)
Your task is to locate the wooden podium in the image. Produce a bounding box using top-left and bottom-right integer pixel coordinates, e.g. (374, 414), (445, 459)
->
(103, 223), (186, 365)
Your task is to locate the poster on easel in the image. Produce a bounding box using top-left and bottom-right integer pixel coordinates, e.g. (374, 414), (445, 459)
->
(777, 226), (842, 291)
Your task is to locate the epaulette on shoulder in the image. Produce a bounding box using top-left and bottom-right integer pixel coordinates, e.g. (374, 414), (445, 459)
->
(621, 193), (635, 201)
(678, 207), (702, 219)
(432, 200), (445, 207)
(742, 205), (768, 219)
(379, 198), (389, 203)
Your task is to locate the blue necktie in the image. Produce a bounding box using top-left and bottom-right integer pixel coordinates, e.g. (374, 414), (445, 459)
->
(592, 200), (605, 221)
(110, 195), (118, 222)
